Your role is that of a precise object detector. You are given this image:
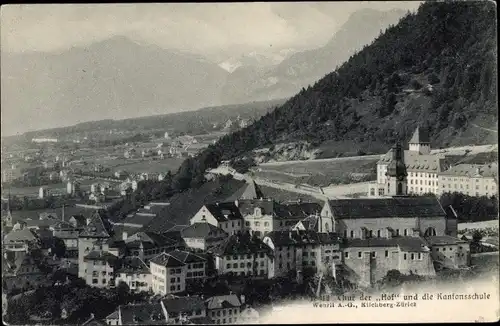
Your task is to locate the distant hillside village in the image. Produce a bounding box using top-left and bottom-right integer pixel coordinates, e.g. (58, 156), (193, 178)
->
(3, 136), (497, 325)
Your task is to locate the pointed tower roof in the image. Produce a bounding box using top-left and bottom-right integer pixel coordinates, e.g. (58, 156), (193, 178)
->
(409, 127), (430, 144)
(79, 211), (112, 238)
(240, 179), (264, 200)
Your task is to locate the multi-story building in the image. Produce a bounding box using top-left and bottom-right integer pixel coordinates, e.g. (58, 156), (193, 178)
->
(181, 222), (228, 251)
(51, 220), (81, 255)
(166, 249), (207, 283)
(205, 294), (243, 325)
(81, 251), (119, 288)
(236, 199), (322, 238)
(263, 230), (342, 281)
(342, 235), (436, 287)
(149, 252), (187, 295)
(211, 232), (273, 278)
(114, 257), (152, 293)
(190, 202), (244, 235)
(78, 211), (115, 285)
(425, 235), (471, 269)
(438, 163), (498, 197)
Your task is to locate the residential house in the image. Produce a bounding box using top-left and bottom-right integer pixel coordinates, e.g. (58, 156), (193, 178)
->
(114, 257), (152, 293)
(263, 230), (342, 281)
(211, 232), (273, 278)
(82, 251), (119, 288)
(190, 202), (244, 235)
(181, 222), (228, 251)
(51, 220), (82, 255)
(205, 294), (243, 325)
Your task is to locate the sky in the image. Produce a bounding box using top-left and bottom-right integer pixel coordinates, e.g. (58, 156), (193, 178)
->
(1, 2), (421, 59)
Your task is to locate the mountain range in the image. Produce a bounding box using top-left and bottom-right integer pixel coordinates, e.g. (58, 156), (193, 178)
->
(2, 8), (411, 136)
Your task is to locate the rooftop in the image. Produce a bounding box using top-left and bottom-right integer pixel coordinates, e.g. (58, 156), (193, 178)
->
(425, 235), (469, 246)
(265, 230), (342, 247)
(211, 232), (272, 256)
(439, 163), (498, 178)
(116, 257), (150, 274)
(345, 236), (430, 252)
(161, 296), (205, 315)
(119, 303), (166, 325)
(205, 294), (242, 310)
(325, 197), (446, 219)
(79, 211), (112, 238)
(149, 252), (184, 268)
(181, 222), (227, 239)
(409, 127), (430, 144)
(204, 202), (244, 222)
(167, 249), (207, 264)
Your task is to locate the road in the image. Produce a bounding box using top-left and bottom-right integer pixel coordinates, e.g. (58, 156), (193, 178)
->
(471, 123), (498, 133)
(258, 154), (382, 166)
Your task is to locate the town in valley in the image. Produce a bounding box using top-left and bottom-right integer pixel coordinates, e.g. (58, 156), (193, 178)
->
(1, 1), (498, 325)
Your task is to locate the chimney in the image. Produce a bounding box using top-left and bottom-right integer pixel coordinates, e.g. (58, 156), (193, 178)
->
(123, 232), (128, 241)
(86, 218), (91, 226)
(385, 228), (393, 239)
(234, 200), (239, 207)
(289, 231), (293, 240)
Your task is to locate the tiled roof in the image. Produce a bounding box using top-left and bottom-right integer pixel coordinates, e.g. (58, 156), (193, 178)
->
(69, 215), (87, 228)
(265, 230), (341, 247)
(273, 202), (322, 220)
(211, 233), (272, 256)
(181, 222), (227, 239)
(378, 149), (446, 172)
(237, 199), (276, 216)
(167, 250), (206, 264)
(79, 211), (112, 238)
(326, 197), (446, 219)
(409, 127), (430, 144)
(166, 225), (189, 232)
(439, 163), (498, 178)
(4, 228), (39, 243)
(240, 180), (265, 200)
(125, 231), (178, 247)
(204, 202), (244, 222)
(345, 236), (430, 252)
(119, 303), (166, 325)
(425, 235), (468, 246)
(161, 296), (205, 315)
(24, 219), (58, 229)
(83, 251), (119, 263)
(149, 252), (184, 268)
(205, 294), (242, 310)
(116, 257), (150, 274)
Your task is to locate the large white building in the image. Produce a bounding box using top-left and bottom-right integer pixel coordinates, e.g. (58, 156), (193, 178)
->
(369, 127), (498, 198)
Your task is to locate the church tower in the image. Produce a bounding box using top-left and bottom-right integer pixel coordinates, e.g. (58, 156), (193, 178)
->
(408, 126), (431, 154)
(385, 142), (408, 196)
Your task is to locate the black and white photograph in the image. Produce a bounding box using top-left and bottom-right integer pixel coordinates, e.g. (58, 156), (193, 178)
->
(1, 1), (498, 324)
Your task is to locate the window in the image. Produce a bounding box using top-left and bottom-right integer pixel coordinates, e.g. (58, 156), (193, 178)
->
(404, 229), (408, 236)
(358, 252), (362, 258)
(92, 279), (98, 284)
(345, 252), (349, 259)
(377, 230), (381, 238)
(264, 222), (269, 227)
(226, 264), (230, 269)
(371, 252), (376, 258)
(396, 229), (400, 236)
(245, 221), (250, 227)
(171, 278), (176, 283)
(350, 231), (354, 238)
(343, 230), (347, 238)
(368, 230), (373, 238)
(303, 252), (308, 257)
(403, 253), (407, 260)
(411, 253), (415, 260)
(418, 253), (422, 260)
(240, 263), (244, 268)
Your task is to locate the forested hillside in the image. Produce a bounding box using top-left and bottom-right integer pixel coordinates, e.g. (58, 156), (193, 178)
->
(214, 1), (497, 159)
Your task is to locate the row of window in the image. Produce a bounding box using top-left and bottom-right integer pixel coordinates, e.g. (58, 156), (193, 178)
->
(170, 277), (181, 283)
(245, 221), (270, 227)
(188, 263), (205, 269)
(169, 284), (182, 291)
(211, 308), (239, 317)
(434, 246), (464, 252)
(186, 271), (204, 278)
(345, 251), (423, 260)
(226, 253), (265, 260)
(226, 261), (264, 269)
(410, 179), (436, 186)
(342, 228), (414, 238)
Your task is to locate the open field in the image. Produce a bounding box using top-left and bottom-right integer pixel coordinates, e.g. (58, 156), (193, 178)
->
(253, 155), (378, 187)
